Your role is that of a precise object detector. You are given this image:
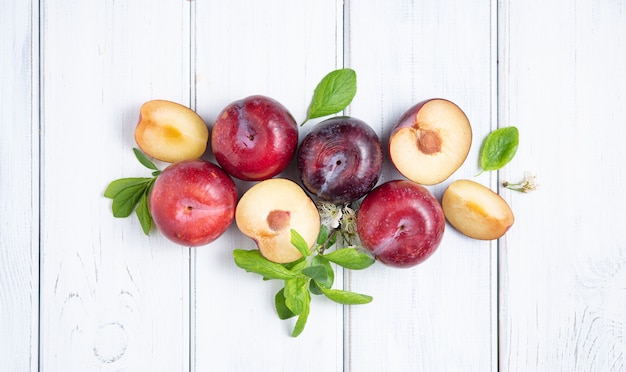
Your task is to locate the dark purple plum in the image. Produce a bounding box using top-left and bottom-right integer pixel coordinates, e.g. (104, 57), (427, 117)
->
(297, 116), (383, 204)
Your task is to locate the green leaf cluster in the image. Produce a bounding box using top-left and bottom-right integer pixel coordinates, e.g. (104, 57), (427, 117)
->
(233, 229), (374, 337)
(104, 148), (161, 235)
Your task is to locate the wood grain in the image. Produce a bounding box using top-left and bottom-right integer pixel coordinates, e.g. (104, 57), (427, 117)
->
(498, 0), (626, 370)
(192, 1), (346, 370)
(344, 0), (497, 370)
(3, 0), (626, 370)
(0, 0), (39, 371)
(38, 0), (193, 370)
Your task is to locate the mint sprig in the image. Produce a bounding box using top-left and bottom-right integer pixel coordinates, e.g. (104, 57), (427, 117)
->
(104, 148), (160, 235)
(232, 228), (374, 337)
(302, 68), (357, 125)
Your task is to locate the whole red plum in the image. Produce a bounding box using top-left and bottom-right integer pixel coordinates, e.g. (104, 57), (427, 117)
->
(149, 159), (237, 246)
(357, 180), (445, 268)
(211, 95), (298, 181)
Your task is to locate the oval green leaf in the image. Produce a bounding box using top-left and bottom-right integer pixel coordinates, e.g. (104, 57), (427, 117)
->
(133, 147), (160, 171)
(284, 277), (309, 315)
(135, 191), (153, 235)
(319, 287), (373, 305)
(233, 249), (297, 280)
(104, 177), (152, 199)
(290, 229), (311, 257)
(275, 288), (296, 320)
(111, 182), (149, 217)
(305, 68), (357, 122)
(479, 126), (519, 172)
(323, 247), (375, 270)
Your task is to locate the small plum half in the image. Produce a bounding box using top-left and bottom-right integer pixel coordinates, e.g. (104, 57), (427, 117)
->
(442, 179), (514, 240)
(135, 100), (209, 163)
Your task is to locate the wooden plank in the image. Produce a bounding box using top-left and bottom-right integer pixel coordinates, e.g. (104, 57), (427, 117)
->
(38, 1), (192, 370)
(192, 1), (346, 370)
(344, 1), (497, 370)
(0, 0), (40, 371)
(499, 0), (626, 370)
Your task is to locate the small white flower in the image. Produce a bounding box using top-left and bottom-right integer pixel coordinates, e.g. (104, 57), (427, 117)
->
(503, 172), (539, 193)
(340, 205), (358, 235)
(338, 205), (361, 247)
(317, 202), (342, 229)
(520, 172), (539, 193)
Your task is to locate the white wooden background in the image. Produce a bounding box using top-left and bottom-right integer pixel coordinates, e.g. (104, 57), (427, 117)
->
(2, 0), (625, 371)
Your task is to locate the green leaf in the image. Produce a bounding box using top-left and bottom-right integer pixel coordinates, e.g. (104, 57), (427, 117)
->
(284, 277), (309, 315)
(275, 288), (296, 320)
(479, 126), (519, 172)
(288, 258), (309, 274)
(316, 224), (330, 246)
(133, 147), (160, 171)
(111, 182), (149, 217)
(309, 280), (323, 295)
(302, 265), (330, 284)
(135, 191), (152, 235)
(323, 247), (375, 270)
(291, 290), (311, 337)
(233, 250), (298, 280)
(310, 255), (334, 289)
(104, 177), (152, 199)
(281, 257), (306, 271)
(290, 229), (311, 257)
(319, 287), (373, 305)
(305, 68), (357, 123)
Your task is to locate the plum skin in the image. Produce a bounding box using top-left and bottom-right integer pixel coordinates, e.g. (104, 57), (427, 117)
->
(357, 180), (445, 268)
(149, 159), (238, 247)
(297, 116), (383, 204)
(211, 95), (298, 181)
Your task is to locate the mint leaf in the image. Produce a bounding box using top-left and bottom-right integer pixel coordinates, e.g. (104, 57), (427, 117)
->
(304, 68), (357, 123)
(302, 265), (330, 285)
(309, 255), (334, 289)
(479, 126), (519, 172)
(275, 288), (296, 320)
(105, 148), (161, 235)
(291, 290), (311, 337)
(284, 277), (309, 315)
(233, 249), (298, 280)
(319, 287), (373, 305)
(316, 224), (330, 246)
(136, 190), (153, 235)
(111, 182), (149, 217)
(323, 247), (375, 270)
(309, 280), (323, 295)
(104, 177), (152, 199)
(133, 147), (160, 171)
(290, 229), (311, 257)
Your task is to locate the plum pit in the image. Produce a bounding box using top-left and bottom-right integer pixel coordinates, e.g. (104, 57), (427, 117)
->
(267, 210), (290, 231)
(416, 129), (442, 155)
